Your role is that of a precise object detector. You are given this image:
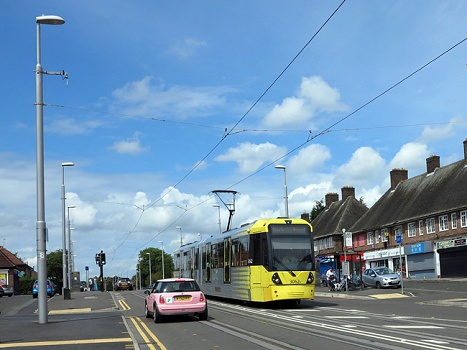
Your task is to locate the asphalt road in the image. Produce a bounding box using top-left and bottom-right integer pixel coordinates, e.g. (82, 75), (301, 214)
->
(0, 279), (465, 349)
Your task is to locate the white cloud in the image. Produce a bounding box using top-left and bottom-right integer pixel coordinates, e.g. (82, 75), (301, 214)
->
(215, 142), (287, 173)
(337, 147), (386, 186)
(288, 143), (331, 174)
(111, 76), (231, 118)
(418, 118), (460, 143)
(167, 37), (207, 59)
(109, 132), (148, 155)
(65, 192), (98, 227)
(389, 142), (429, 171)
(262, 76), (348, 127)
(47, 118), (105, 135)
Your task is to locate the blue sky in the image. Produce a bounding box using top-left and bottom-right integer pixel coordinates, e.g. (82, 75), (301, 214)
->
(1, 1), (467, 279)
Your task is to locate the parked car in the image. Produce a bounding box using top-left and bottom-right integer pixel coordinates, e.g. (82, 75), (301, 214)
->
(114, 277), (133, 291)
(144, 278), (208, 323)
(32, 279), (56, 298)
(0, 284), (14, 297)
(362, 267), (401, 289)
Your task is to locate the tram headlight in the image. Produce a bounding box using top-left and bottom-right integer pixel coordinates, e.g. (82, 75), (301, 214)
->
(306, 272), (314, 284)
(272, 272), (282, 285)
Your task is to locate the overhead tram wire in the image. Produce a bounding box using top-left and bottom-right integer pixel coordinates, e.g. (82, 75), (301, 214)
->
(115, 9), (467, 259)
(138, 0), (347, 208)
(45, 103), (227, 131)
(106, 0), (348, 258)
(120, 3), (348, 254)
(224, 36), (467, 190)
(224, 0), (347, 138)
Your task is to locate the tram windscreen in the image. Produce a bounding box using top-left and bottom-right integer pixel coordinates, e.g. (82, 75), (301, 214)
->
(269, 224), (314, 271)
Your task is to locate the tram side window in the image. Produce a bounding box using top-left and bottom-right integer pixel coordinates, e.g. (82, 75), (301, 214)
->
(232, 236), (249, 267)
(211, 243), (218, 268)
(194, 248), (199, 269)
(174, 253), (180, 271)
(183, 251), (191, 274)
(202, 246), (206, 269)
(206, 244), (211, 268)
(218, 242), (224, 268)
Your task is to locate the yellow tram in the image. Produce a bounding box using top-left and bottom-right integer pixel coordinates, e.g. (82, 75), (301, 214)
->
(173, 217), (316, 303)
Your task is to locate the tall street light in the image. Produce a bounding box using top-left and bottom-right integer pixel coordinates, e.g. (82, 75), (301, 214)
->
(146, 252), (152, 287)
(275, 165), (289, 218)
(61, 162), (74, 296)
(176, 226), (182, 246)
(67, 205), (76, 289)
(35, 14), (65, 324)
(212, 204), (222, 234)
(137, 259), (141, 290)
(159, 241), (165, 279)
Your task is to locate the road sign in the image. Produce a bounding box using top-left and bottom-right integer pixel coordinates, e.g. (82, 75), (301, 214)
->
(396, 235), (402, 244)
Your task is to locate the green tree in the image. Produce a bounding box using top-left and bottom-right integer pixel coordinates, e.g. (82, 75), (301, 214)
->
(46, 249), (63, 289)
(137, 247), (174, 288)
(310, 199), (325, 221)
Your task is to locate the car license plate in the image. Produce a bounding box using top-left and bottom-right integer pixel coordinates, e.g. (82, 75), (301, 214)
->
(174, 296), (191, 301)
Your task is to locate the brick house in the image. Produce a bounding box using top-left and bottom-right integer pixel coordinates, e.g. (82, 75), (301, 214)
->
(311, 186), (368, 277)
(313, 138), (467, 279)
(0, 246), (35, 295)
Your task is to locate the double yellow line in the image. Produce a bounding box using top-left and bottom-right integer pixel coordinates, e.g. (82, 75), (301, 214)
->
(128, 316), (167, 350)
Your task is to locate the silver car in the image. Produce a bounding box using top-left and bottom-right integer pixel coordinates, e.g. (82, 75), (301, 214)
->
(0, 284), (14, 297)
(362, 267), (401, 289)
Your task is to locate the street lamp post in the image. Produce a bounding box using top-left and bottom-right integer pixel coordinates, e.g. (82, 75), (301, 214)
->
(61, 162), (74, 297)
(176, 226), (182, 246)
(71, 240), (76, 273)
(137, 260), (141, 290)
(212, 204), (222, 234)
(159, 241), (165, 279)
(146, 252), (152, 287)
(67, 205), (76, 289)
(35, 14), (65, 324)
(275, 165), (289, 217)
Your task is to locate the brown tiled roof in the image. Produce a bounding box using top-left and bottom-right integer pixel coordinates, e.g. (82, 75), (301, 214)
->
(312, 196), (369, 238)
(0, 246), (28, 268)
(350, 159), (467, 232)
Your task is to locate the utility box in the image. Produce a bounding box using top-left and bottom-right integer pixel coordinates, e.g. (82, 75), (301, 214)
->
(63, 288), (71, 300)
(71, 272), (81, 292)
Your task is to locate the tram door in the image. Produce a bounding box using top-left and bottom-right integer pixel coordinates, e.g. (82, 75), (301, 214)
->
(190, 247), (196, 279)
(224, 238), (231, 283)
(205, 243), (212, 283)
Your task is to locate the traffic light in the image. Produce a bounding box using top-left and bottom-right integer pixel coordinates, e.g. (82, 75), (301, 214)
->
(95, 253), (101, 265)
(100, 252), (106, 265)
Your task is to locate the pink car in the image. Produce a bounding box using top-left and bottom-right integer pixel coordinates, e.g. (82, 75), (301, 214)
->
(144, 278), (208, 323)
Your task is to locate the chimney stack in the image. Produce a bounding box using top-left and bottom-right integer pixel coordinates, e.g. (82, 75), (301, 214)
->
(325, 193), (339, 208)
(390, 168), (408, 190)
(426, 155), (440, 174)
(301, 212), (310, 222)
(341, 186), (355, 201)
(463, 138), (467, 163)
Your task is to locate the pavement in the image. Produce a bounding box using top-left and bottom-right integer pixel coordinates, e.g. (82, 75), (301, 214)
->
(46, 290), (119, 314)
(0, 291), (129, 349)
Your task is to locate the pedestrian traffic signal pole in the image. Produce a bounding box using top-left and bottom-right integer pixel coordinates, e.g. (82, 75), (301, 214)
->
(95, 250), (106, 292)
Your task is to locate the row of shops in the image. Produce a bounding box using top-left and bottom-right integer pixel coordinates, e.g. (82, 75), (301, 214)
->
(316, 235), (467, 279)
